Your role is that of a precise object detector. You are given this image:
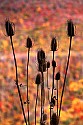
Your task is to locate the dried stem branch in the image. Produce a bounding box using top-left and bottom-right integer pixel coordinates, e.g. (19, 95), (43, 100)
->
(59, 36), (72, 120)
(10, 36), (27, 125)
(27, 48), (30, 125)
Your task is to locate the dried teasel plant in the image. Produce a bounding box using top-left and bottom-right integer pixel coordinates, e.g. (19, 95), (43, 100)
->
(59, 19), (75, 123)
(46, 61), (50, 102)
(37, 49), (47, 123)
(35, 73), (42, 125)
(50, 37), (58, 124)
(3, 18), (75, 125)
(26, 37), (32, 125)
(4, 19), (27, 125)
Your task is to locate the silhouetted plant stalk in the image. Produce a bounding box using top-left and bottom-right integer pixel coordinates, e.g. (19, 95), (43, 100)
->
(55, 72), (60, 116)
(4, 18), (75, 125)
(46, 61), (50, 102)
(37, 49), (46, 124)
(50, 38), (57, 124)
(52, 60), (56, 96)
(51, 37), (57, 96)
(59, 20), (75, 123)
(35, 73), (41, 125)
(5, 19), (27, 125)
(26, 37), (32, 125)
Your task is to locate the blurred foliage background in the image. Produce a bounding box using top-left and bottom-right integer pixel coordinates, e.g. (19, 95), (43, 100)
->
(0, 0), (83, 125)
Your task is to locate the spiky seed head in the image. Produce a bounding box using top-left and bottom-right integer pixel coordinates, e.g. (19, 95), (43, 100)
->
(37, 49), (45, 64)
(26, 37), (32, 48)
(35, 73), (41, 85)
(67, 19), (74, 37)
(5, 19), (15, 36)
(52, 60), (56, 67)
(51, 37), (57, 51)
(55, 72), (60, 80)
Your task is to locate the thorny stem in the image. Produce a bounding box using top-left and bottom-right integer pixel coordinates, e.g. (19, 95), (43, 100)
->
(59, 36), (72, 121)
(35, 85), (39, 125)
(27, 48), (30, 125)
(10, 36), (27, 125)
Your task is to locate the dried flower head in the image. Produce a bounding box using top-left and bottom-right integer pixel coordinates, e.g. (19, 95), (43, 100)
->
(52, 60), (56, 67)
(67, 19), (74, 37)
(37, 49), (46, 72)
(55, 72), (60, 80)
(37, 49), (45, 64)
(35, 73), (41, 85)
(51, 37), (57, 51)
(26, 37), (32, 48)
(5, 19), (15, 36)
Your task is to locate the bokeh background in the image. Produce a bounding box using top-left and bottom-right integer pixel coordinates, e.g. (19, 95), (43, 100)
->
(0, 0), (83, 125)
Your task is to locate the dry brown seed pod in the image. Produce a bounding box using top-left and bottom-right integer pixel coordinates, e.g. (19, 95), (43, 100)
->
(35, 73), (42, 85)
(26, 37), (32, 48)
(37, 49), (45, 64)
(55, 72), (60, 80)
(51, 37), (57, 51)
(67, 19), (74, 37)
(5, 19), (15, 36)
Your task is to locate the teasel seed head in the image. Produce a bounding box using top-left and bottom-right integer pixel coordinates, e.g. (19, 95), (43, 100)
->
(52, 60), (56, 68)
(67, 19), (74, 37)
(47, 61), (50, 69)
(5, 19), (15, 36)
(51, 37), (57, 51)
(37, 49), (45, 64)
(26, 37), (32, 49)
(35, 73), (41, 85)
(37, 49), (46, 72)
(55, 72), (60, 80)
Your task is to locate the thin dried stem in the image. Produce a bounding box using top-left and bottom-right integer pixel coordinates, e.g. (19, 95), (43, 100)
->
(56, 80), (59, 116)
(27, 48), (30, 125)
(41, 71), (45, 123)
(59, 36), (72, 120)
(35, 85), (39, 125)
(10, 36), (27, 125)
(47, 68), (50, 102)
(52, 51), (55, 97)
